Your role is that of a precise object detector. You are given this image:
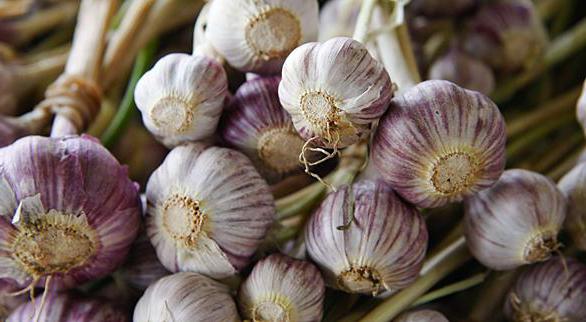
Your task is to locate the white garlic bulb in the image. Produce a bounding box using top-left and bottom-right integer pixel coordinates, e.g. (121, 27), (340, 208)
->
(134, 272), (240, 322)
(206, 0), (319, 74)
(134, 53), (228, 147)
(146, 143), (275, 279)
(279, 37), (393, 150)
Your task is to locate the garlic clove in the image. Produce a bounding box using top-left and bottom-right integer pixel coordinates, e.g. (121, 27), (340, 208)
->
(504, 257), (586, 322)
(134, 272), (240, 322)
(0, 135), (141, 289)
(238, 253), (325, 322)
(305, 180), (428, 296)
(465, 169), (566, 271)
(279, 37), (393, 149)
(206, 0), (319, 75)
(558, 162), (586, 250)
(371, 79), (506, 208)
(394, 309), (450, 322)
(221, 76), (307, 182)
(146, 143), (275, 279)
(134, 53), (228, 148)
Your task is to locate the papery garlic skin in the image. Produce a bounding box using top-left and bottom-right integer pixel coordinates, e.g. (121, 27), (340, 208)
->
(221, 76), (306, 182)
(134, 53), (228, 148)
(394, 309), (449, 322)
(279, 37), (393, 149)
(146, 144), (275, 279)
(239, 253), (325, 322)
(305, 180), (428, 296)
(8, 292), (127, 322)
(577, 80), (586, 134)
(134, 272), (240, 322)
(558, 162), (586, 250)
(206, 0), (319, 74)
(372, 80), (506, 208)
(465, 169), (566, 271)
(504, 257), (586, 322)
(0, 135), (141, 289)
(429, 48), (495, 95)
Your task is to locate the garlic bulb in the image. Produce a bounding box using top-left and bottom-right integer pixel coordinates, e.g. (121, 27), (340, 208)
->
(558, 162), (586, 250)
(221, 76), (307, 182)
(305, 180), (428, 296)
(239, 253), (325, 322)
(146, 144), (275, 279)
(134, 272), (240, 322)
(371, 80), (506, 208)
(8, 292), (127, 322)
(504, 257), (586, 322)
(465, 169), (566, 271)
(577, 80), (586, 134)
(0, 135), (141, 289)
(428, 47), (495, 95)
(119, 229), (169, 291)
(205, 0), (318, 74)
(394, 309), (449, 322)
(463, 0), (547, 72)
(0, 116), (28, 148)
(279, 37), (393, 150)
(134, 53), (228, 148)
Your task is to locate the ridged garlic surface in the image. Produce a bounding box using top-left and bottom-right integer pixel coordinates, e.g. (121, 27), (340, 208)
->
(394, 309), (450, 322)
(465, 169), (566, 271)
(221, 76), (306, 182)
(558, 162), (586, 250)
(146, 144), (275, 279)
(206, 0), (319, 74)
(279, 37), (393, 149)
(8, 293), (127, 322)
(371, 80), (506, 208)
(429, 48), (495, 95)
(305, 180), (428, 296)
(239, 254), (325, 322)
(0, 135), (141, 289)
(134, 272), (240, 322)
(504, 257), (586, 322)
(134, 53), (228, 148)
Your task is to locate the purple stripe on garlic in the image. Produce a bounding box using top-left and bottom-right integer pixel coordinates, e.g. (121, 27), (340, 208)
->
(465, 169), (566, 271)
(134, 53), (228, 148)
(206, 0), (319, 74)
(394, 309), (449, 322)
(221, 76), (306, 182)
(238, 253), (325, 322)
(145, 143), (275, 279)
(558, 162), (586, 251)
(305, 180), (428, 296)
(0, 135), (141, 289)
(279, 37), (393, 149)
(504, 257), (586, 322)
(134, 272), (240, 322)
(372, 80), (506, 208)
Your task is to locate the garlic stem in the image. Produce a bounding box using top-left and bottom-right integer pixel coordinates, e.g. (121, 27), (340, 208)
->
(548, 146), (584, 181)
(536, 0), (566, 20)
(353, 0), (378, 43)
(492, 18), (586, 103)
(13, 47), (69, 97)
(360, 238), (470, 322)
(529, 131), (583, 173)
(11, 1), (78, 46)
(411, 272), (487, 308)
(468, 270), (519, 322)
(506, 85), (582, 138)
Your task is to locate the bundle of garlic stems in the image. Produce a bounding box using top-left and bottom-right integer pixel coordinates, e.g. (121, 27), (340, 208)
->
(1, 0), (586, 321)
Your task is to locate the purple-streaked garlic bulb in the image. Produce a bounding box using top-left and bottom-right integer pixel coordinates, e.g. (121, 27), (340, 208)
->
(0, 116), (28, 148)
(409, 0), (477, 17)
(428, 47), (495, 95)
(0, 135), (141, 290)
(134, 272), (240, 322)
(558, 162), (586, 250)
(504, 257), (586, 322)
(134, 53), (228, 148)
(372, 80), (506, 208)
(279, 37), (393, 150)
(8, 292), (127, 322)
(146, 143), (275, 279)
(206, 0), (319, 74)
(463, 0), (547, 72)
(465, 169), (566, 271)
(305, 180), (428, 296)
(118, 230), (169, 291)
(394, 309), (450, 322)
(221, 76), (306, 182)
(239, 253), (325, 322)
(577, 80), (586, 134)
